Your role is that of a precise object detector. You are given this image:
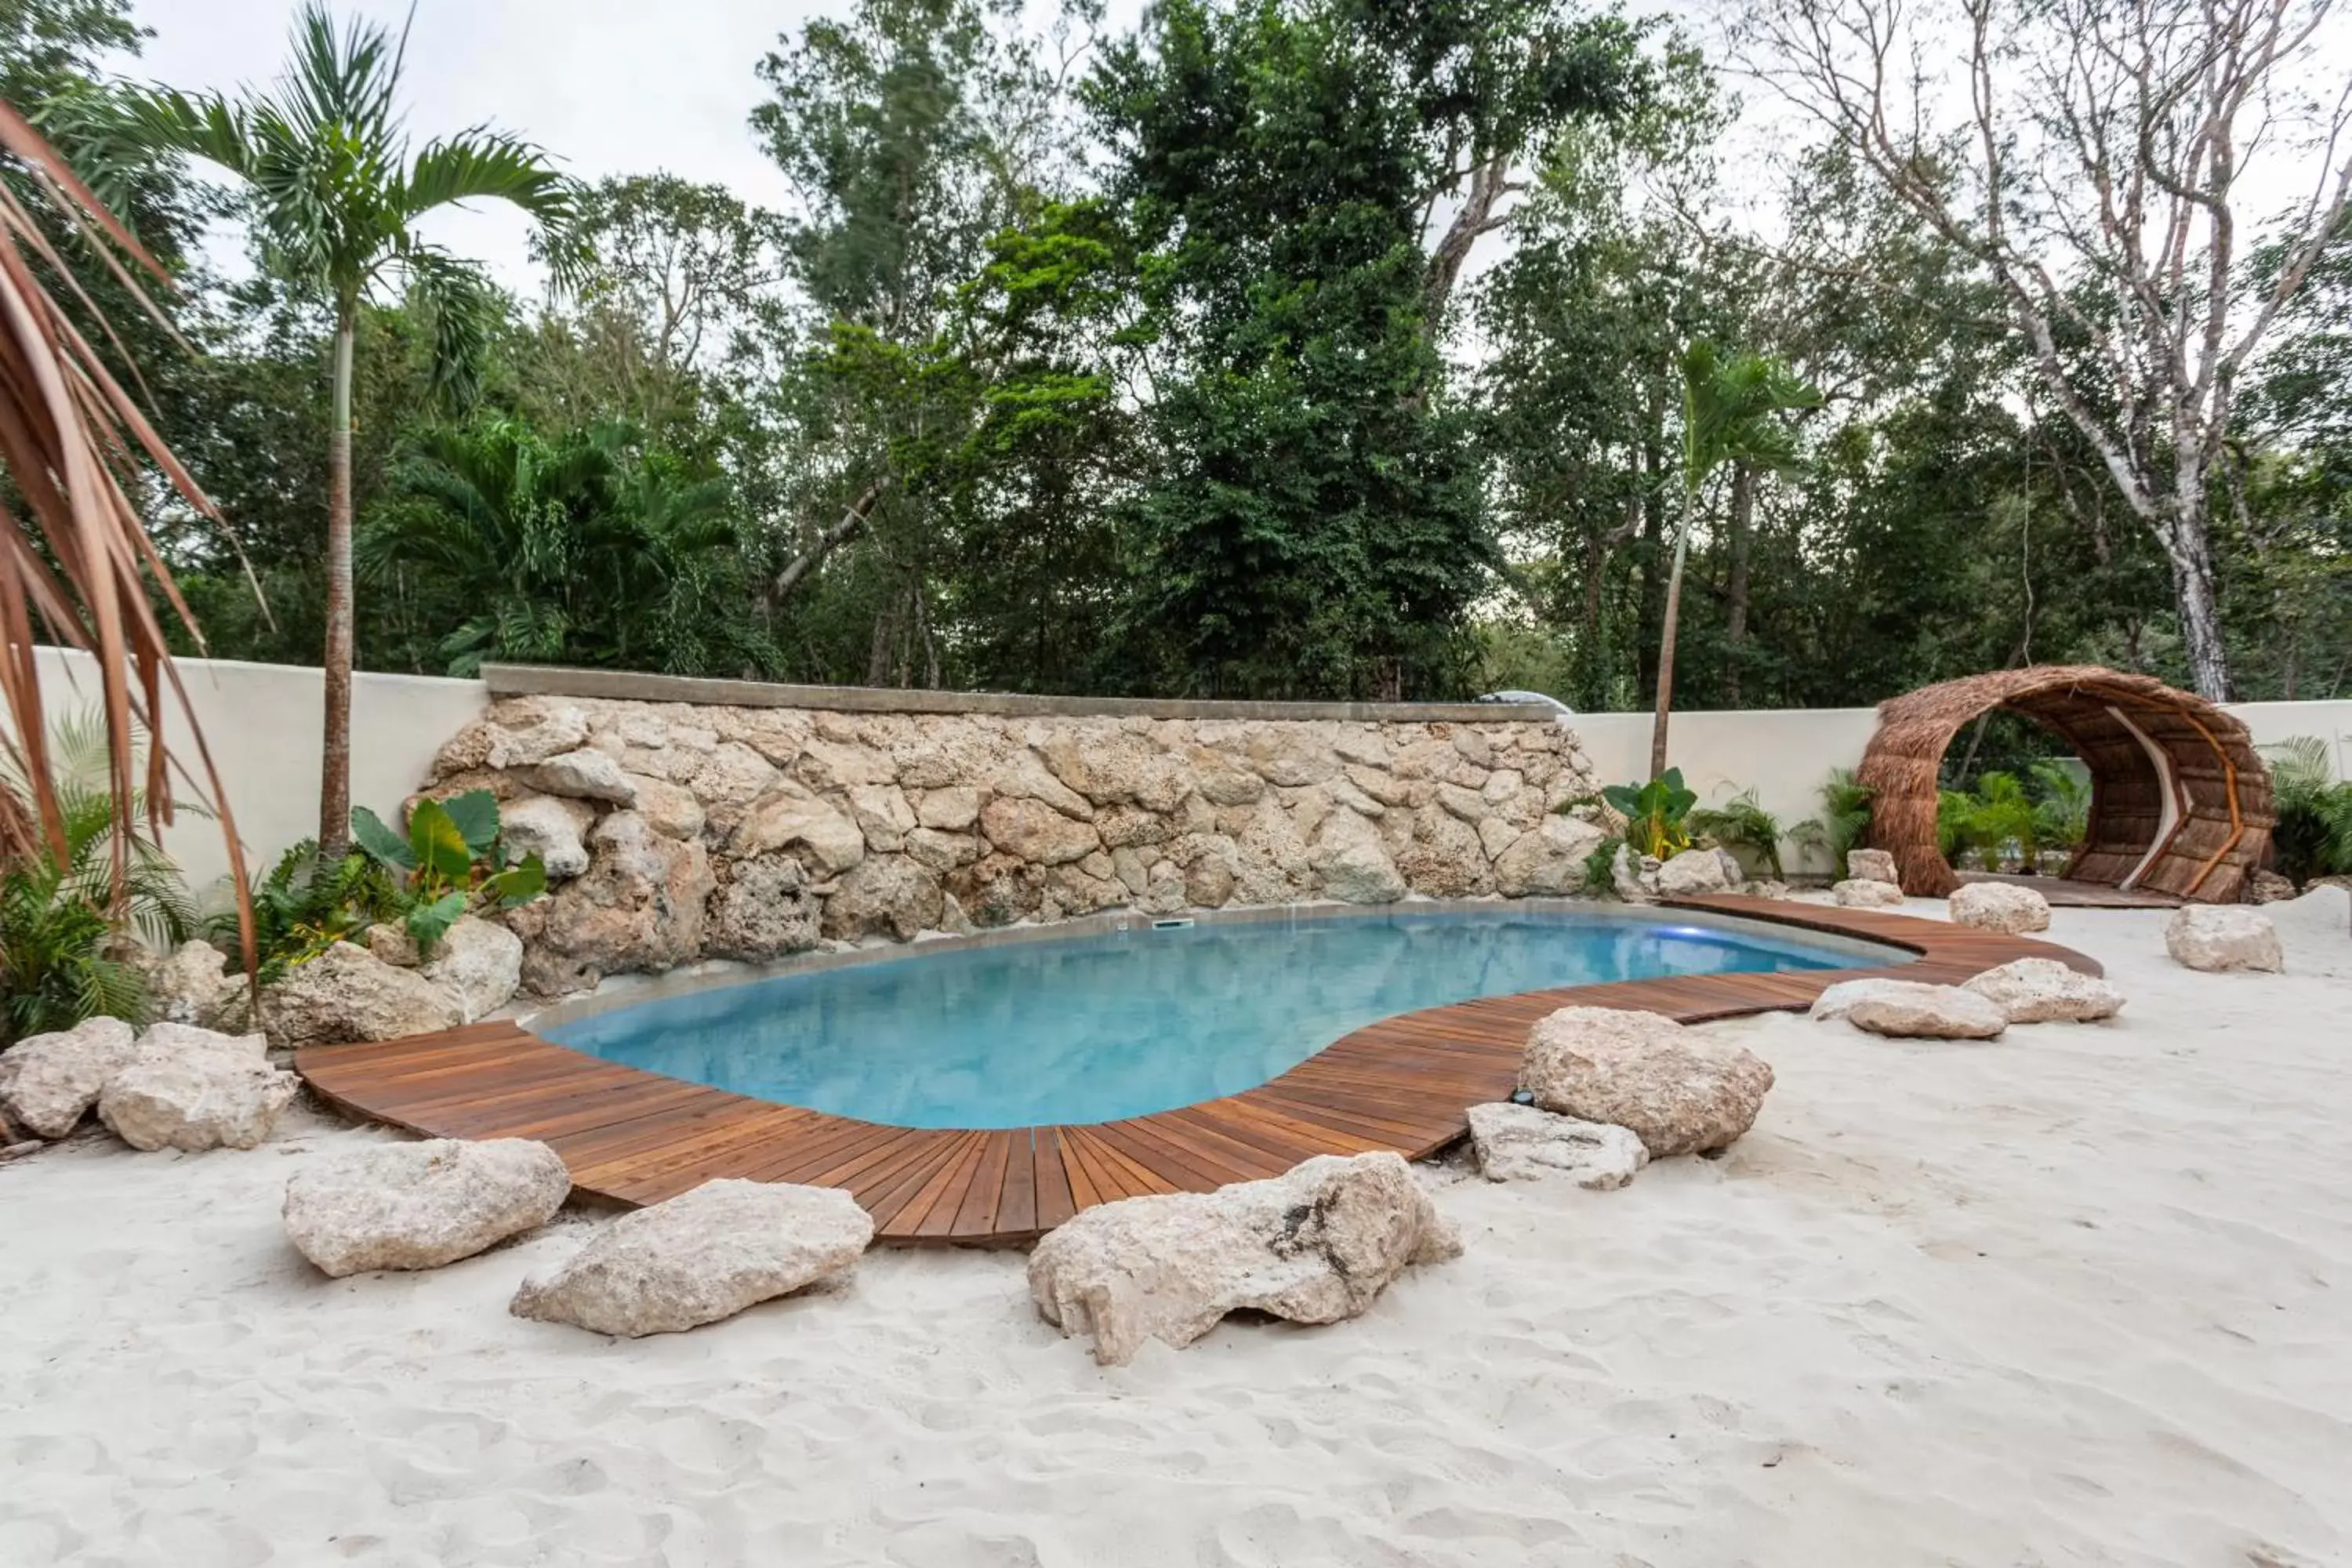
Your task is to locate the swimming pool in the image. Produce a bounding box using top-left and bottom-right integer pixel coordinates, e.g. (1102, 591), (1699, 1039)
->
(540, 908), (1888, 1130)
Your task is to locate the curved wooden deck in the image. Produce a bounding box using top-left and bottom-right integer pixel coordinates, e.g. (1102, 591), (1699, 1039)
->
(296, 895), (2099, 1245)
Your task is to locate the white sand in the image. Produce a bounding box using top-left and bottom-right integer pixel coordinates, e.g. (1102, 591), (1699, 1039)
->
(5, 894), (2349, 1567)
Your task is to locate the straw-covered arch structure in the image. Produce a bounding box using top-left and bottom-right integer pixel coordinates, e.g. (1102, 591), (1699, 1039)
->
(1857, 666), (2274, 902)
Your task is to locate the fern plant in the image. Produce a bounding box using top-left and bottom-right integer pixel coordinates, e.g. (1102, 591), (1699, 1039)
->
(1689, 789), (1786, 878)
(1, 713), (197, 1043)
(2030, 761), (2092, 855)
(1791, 768), (1874, 877)
(211, 840), (402, 982)
(2266, 737), (2352, 884)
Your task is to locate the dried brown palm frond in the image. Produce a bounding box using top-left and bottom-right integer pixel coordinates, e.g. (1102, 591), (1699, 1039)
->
(0, 100), (250, 975)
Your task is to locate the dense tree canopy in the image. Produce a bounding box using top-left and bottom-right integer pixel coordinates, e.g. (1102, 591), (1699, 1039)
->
(7, 0), (2347, 715)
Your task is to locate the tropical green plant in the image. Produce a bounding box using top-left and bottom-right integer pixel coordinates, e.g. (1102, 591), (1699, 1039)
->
(0, 714), (197, 1042)
(361, 419), (778, 677)
(1600, 768), (1700, 862)
(2265, 736), (2352, 885)
(1791, 768), (1875, 879)
(1651, 340), (1822, 775)
(72, 1), (575, 852)
(1938, 771), (2039, 870)
(2029, 760), (2092, 855)
(214, 839), (401, 981)
(349, 791), (546, 953)
(1689, 788), (1787, 878)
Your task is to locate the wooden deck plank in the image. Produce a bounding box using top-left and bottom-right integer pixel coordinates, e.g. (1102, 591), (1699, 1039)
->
(296, 897), (2094, 1244)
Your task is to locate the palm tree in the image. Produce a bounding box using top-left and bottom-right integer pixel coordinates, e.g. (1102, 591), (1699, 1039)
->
(1650, 339), (1820, 777)
(90, 3), (574, 852)
(0, 101), (249, 974)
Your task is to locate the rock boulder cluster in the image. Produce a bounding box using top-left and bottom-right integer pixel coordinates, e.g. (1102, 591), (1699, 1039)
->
(421, 696), (1599, 996)
(0, 1017), (298, 1151)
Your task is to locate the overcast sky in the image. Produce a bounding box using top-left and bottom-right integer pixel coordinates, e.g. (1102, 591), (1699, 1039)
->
(112, 0), (862, 294)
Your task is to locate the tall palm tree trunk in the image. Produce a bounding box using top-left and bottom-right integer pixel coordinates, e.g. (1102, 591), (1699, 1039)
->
(1648, 485), (1694, 779)
(319, 308), (355, 853)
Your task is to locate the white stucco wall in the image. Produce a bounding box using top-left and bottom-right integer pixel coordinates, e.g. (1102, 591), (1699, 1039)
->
(26, 650), (487, 895)
(14, 648), (2350, 895)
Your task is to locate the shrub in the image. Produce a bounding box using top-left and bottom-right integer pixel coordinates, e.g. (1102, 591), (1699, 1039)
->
(1688, 788), (1787, 879)
(1, 715), (195, 1043)
(1791, 768), (1873, 877)
(2266, 737), (2352, 884)
(350, 790), (546, 953)
(1599, 768), (1698, 861)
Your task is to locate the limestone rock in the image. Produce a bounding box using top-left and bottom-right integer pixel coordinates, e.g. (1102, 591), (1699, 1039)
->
(1308, 808), (1406, 903)
(263, 942), (465, 1051)
(482, 706), (590, 769)
(1025, 1152), (1461, 1367)
(149, 939), (244, 1029)
(706, 855), (822, 961)
(523, 814), (715, 993)
(1962, 958), (2125, 1024)
(1493, 813), (1610, 897)
(846, 784), (917, 851)
(1846, 848), (1900, 885)
(98, 1052), (297, 1151)
(630, 776), (707, 841)
(2248, 869), (2298, 904)
(134, 1021), (268, 1062)
(1809, 978), (2008, 1039)
(1610, 842), (1660, 902)
(1466, 1102), (1650, 1188)
(1655, 848), (1731, 897)
(512, 748), (638, 806)
(283, 1138), (572, 1277)
(510, 1178), (873, 1337)
(1519, 1007), (1773, 1157)
(822, 855), (944, 942)
(914, 786), (982, 832)
(0, 1016), (139, 1138)
(419, 915), (523, 1023)
(2164, 905), (2283, 973)
(1834, 877), (1907, 909)
(1037, 730), (1189, 813)
(978, 795), (1100, 866)
(1948, 880), (2052, 934)
(731, 782), (866, 873)
(499, 793), (594, 880)
(364, 923), (420, 967)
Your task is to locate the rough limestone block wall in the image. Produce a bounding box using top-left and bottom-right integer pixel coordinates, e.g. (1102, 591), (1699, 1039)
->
(421, 695), (1604, 998)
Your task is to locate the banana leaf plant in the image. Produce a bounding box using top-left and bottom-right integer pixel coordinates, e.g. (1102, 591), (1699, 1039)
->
(1601, 768), (1699, 862)
(349, 789), (545, 953)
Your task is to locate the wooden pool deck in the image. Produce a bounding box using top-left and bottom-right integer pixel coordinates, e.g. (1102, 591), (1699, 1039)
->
(295, 895), (2100, 1246)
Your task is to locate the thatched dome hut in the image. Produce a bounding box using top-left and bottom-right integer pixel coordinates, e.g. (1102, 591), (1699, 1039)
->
(1857, 666), (2274, 902)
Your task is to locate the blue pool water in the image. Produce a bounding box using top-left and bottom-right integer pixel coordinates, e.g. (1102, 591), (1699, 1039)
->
(544, 910), (1879, 1129)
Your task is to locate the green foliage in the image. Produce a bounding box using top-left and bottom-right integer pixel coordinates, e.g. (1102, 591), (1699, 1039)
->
(2029, 761), (2091, 854)
(347, 791), (546, 953)
(1937, 771), (2040, 870)
(0, 714), (196, 1043)
(2266, 737), (2352, 884)
(1599, 768), (1697, 860)
(221, 840), (401, 979)
(1688, 789), (1786, 878)
(1791, 768), (1875, 878)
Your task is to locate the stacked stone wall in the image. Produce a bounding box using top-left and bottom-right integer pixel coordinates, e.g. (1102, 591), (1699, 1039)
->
(422, 695), (1605, 996)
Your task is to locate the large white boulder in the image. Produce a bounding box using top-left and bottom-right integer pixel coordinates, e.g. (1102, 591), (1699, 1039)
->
(1846, 848), (1900, 885)
(499, 793), (594, 880)
(1948, 880), (2053, 934)
(262, 942), (465, 1051)
(97, 1053), (298, 1151)
(512, 748), (637, 806)
(419, 916), (523, 1024)
(1519, 1007), (1774, 1157)
(1654, 849), (1731, 897)
(1962, 958), (2125, 1024)
(510, 1178), (873, 1337)
(1308, 808), (1406, 903)
(135, 1021), (269, 1061)
(149, 939), (245, 1030)
(283, 1138), (572, 1276)
(2164, 905), (2283, 973)
(0, 1016), (139, 1138)
(1810, 978), (2008, 1040)
(1466, 1102), (1650, 1188)
(1493, 813), (1611, 898)
(1026, 1152), (1460, 1367)
(1833, 877), (1906, 909)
